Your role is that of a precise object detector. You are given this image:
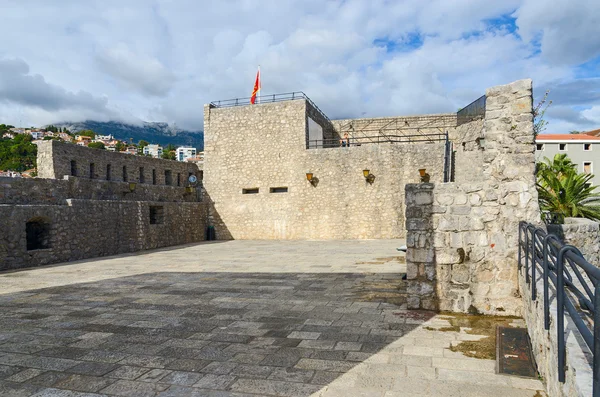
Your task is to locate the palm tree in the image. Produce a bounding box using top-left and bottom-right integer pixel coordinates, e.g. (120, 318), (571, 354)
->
(537, 154), (600, 221)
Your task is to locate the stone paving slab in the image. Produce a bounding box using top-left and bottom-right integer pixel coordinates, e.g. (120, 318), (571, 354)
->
(0, 240), (547, 396)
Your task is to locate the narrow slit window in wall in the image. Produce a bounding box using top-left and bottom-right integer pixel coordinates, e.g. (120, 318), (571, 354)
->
(270, 187), (288, 193)
(106, 164), (111, 181)
(149, 206), (164, 224)
(122, 166), (128, 181)
(139, 167), (145, 183)
(70, 160), (77, 176)
(165, 170), (172, 186)
(89, 163), (95, 179)
(242, 188), (259, 194)
(152, 169), (157, 185)
(177, 173), (181, 186)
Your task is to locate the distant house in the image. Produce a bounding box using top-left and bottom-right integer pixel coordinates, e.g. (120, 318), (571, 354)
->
(2, 132), (15, 139)
(29, 131), (44, 140)
(57, 133), (72, 142)
(75, 135), (92, 146)
(0, 170), (22, 178)
(125, 146), (137, 155)
(176, 147), (197, 162)
(143, 144), (163, 158)
(95, 134), (114, 141)
(536, 133), (600, 186)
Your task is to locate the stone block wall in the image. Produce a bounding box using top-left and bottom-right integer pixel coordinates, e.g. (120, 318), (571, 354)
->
(405, 79), (542, 315)
(37, 140), (201, 185)
(547, 218), (600, 267)
(0, 200), (207, 271)
(204, 99), (446, 240)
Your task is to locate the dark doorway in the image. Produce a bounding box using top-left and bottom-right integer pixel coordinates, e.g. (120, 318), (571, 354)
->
(26, 217), (51, 250)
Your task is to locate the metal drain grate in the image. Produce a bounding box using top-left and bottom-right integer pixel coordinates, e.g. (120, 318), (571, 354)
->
(497, 326), (537, 377)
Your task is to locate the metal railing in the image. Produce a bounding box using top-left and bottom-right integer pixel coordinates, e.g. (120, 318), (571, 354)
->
(457, 95), (486, 126)
(307, 132), (447, 149)
(210, 91), (332, 125)
(519, 221), (600, 396)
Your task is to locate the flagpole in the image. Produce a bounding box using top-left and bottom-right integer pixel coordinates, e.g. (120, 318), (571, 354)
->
(258, 65), (261, 104)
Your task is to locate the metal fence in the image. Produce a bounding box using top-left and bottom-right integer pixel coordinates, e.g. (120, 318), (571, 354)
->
(519, 221), (600, 396)
(307, 132), (447, 149)
(457, 95), (486, 126)
(210, 91), (331, 125)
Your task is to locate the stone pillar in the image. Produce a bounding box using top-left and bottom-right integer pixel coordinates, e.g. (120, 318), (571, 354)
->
(405, 183), (437, 310)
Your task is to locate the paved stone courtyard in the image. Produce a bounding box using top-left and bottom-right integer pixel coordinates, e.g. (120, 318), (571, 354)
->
(0, 240), (545, 396)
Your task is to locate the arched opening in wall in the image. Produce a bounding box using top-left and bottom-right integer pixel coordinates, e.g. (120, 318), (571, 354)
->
(70, 160), (77, 176)
(106, 164), (111, 181)
(89, 163), (95, 179)
(26, 217), (51, 251)
(165, 170), (172, 186)
(123, 166), (128, 182)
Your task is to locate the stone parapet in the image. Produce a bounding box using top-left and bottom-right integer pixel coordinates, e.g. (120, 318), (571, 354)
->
(548, 218), (600, 267)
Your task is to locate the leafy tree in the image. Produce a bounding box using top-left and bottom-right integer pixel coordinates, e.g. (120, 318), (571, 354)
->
(87, 142), (105, 150)
(115, 141), (125, 152)
(161, 151), (176, 160)
(78, 129), (96, 139)
(569, 130), (581, 134)
(0, 124), (15, 131)
(533, 90), (552, 137)
(0, 134), (37, 171)
(166, 143), (176, 152)
(537, 154), (600, 221)
(138, 140), (149, 147)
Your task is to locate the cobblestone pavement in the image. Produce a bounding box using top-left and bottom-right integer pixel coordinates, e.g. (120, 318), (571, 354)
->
(0, 240), (546, 396)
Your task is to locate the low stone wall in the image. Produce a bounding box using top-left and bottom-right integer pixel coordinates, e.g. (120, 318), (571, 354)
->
(520, 267), (593, 397)
(0, 200), (207, 271)
(0, 176), (201, 205)
(548, 218), (600, 267)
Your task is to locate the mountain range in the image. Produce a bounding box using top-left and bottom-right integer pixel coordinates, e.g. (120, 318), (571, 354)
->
(54, 121), (204, 149)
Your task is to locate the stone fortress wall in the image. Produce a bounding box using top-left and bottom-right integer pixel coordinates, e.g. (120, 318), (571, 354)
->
(38, 140), (201, 185)
(203, 99), (446, 240)
(404, 79), (542, 316)
(0, 142), (206, 271)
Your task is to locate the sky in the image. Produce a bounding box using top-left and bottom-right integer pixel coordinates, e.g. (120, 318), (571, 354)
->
(0, 0), (599, 133)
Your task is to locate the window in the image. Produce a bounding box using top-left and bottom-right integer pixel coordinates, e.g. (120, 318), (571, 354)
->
(26, 217), (51, 250)
(149, 206), (164, 224)
(536, 143), (544, 151)
(139, 167), (145, 183)
(177, 173), (181, 187)
(122, 166), (128, 182)
(559, 143), (567, 151)
(584, 143), (592, 151)
(242, 188), (259, 194)
(70, 160), (77, 176)
(89, 163), (95, 179)
(270, 187), (288, 193)
(584, 162), (592, 175)
(106, 164), (111, 181)
(165, 170), (172, 186)
(152, 169), (157, 185)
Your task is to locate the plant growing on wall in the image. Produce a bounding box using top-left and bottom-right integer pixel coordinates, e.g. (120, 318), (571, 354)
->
(533, 90), (552, 137)
(537, 154), (600, 221)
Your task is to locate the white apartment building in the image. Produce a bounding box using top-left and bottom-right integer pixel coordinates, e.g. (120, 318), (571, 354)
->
(143, 144), (163, 158)
(176, 147), (197, 162)
(535, 133), (600, 186)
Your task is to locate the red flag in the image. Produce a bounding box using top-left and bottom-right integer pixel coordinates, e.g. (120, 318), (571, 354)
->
(250, 68), (260, 104)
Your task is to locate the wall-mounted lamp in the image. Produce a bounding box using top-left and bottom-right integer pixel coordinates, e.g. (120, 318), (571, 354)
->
(363, 169), (375, 184)
(306, 172), (319, 187)
(185, 186), (195, 194)
(419, 168), (430, 183)
(123, 182), (137, 194)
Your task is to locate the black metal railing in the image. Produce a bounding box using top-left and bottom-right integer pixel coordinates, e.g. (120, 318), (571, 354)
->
(519, 221), (600, 396)
(210, 91), (331, 125)
(457, 95), (486, 126)
(307, 132), (447, 149)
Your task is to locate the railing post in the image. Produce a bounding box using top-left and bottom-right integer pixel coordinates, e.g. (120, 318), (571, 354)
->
(525, 227), (530, 284)
(557, 246), (568, 383)
(543, 235), (552, 330)
(594, 283), (600, 396)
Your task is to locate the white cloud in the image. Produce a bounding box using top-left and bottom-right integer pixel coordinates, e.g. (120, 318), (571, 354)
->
(0, 0), (598, 132)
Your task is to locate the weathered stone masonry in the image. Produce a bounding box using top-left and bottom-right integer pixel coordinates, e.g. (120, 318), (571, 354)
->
(204, 99), (446, 240)
(1, 142), (206, 271)
(405, 79), (542, 316)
